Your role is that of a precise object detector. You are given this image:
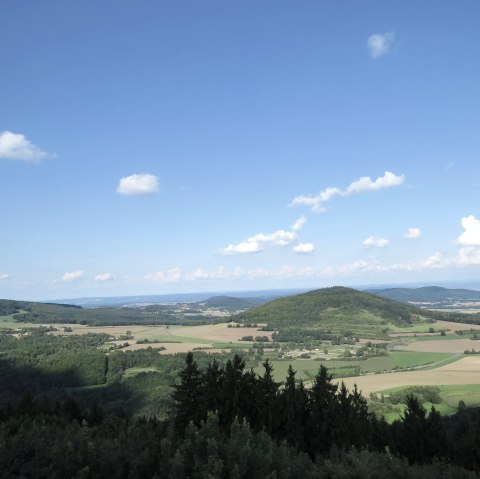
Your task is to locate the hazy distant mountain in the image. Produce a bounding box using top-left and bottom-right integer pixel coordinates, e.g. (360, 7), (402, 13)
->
(49, 289), (307, 308)
(192, 295), (269, 312)
(366, 286), (480, 304)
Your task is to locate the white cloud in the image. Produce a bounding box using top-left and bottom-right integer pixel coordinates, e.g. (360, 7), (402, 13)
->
(94, 272), (115, 282)
(458, 215), (480, 246)
(62, 270), (85, 282)
(222, 240), (263, 255)
(117, 174), (159, 196)
(292, 215), (307, 232)
(144, 267), (182, 283)
(456, 247), (480, 266)
(276, 265), (317, 278)
(367, 32), (395, 58)
(0, 131), (49, 162)
(135, 246), (480, 286)
(346, 171), (404, 194)
(220, 217), (305, 255)
(338, 259), (377, 275)
(185, 266), (244, 281)
(422, 251), (449, 269)
(293, 242), (315, 254)
(336, 247), (480, 275)
(404, 227), (422, 239)
(291, 171), (404, 212)
(0, 273), (10, 280)
(363, 236), (389, 248)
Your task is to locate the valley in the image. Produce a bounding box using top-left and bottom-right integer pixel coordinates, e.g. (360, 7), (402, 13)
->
(4, 286), (480, 419)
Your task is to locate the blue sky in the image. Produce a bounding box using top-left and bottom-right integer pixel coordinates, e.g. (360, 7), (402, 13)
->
(1, 1), (480, 300)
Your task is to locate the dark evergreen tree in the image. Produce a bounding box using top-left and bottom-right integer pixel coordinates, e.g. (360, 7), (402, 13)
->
(218, 354), (246, 428)
(201, 358), (223, 417)
(306, 365), (338, 456)
(349, 384), (372, 448)
(172, 352), (204, 434)
(255, 359), (280, 435)
(279, 365), (308, 450)
(389, 395), (448, 464)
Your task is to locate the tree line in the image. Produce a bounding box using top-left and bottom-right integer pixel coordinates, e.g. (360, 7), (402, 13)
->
(1, 352), (479, 477)
(172, 353), (457, 464)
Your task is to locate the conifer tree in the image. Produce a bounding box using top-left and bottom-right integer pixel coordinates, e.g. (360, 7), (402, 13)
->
(172, 352), (204, 434)
(307, 365), (338, 456)
(219, 354), (246, 428)
(279, 365), (308, 449)
(256, 359), (280, 434)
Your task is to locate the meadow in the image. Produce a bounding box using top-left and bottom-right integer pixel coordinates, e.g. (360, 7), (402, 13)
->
(5, 306), (480, 420)
(368, 383), (480, 422)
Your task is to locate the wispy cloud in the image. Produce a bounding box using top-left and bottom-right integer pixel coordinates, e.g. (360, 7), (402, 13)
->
(292, 171), (404, 212)
(61, 270), (85, 282)
(363, 236), (389, 248)
(144, 267), (182, 283)
(117, 173), (159, 196)
(293, 242), (315, 254)
(292, 215), (307, 232)
(367, 31), (395, 58)
(0, 131), (49, 162)
(121, 241), (480, 287)
(220, 217), (306, 255)
(457, 215), (480, 246)
(404, 227), (422, 239)
(0, 273), (10, 280)
(185, 266), (244, 281)
(94, 272), (115, 282)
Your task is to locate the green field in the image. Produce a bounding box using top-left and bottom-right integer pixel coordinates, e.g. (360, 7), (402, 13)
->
(254, 350), (463, 383)
(387, 322), (437, 334)
(438, 384), (480, 409)
(0, 313), (38, 329)
(388, 351), (455, 368)
(372, 384), (480, 422)
(255, 357), (395, 381)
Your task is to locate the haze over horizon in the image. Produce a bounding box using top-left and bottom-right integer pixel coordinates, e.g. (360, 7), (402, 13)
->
(1, 1), (480, 301)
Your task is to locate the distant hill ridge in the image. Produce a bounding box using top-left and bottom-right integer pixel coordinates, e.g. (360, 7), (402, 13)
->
(366, 286), (480, 303)
(0, 299), (216, 327)
(193, 295), (268, 311)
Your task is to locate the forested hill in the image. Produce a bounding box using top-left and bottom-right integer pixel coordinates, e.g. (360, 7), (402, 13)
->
(0, 299), (216, 326)
(0, 299), (82, 317)
(366, 286), (480, 303)
(234, 286), (425, 329)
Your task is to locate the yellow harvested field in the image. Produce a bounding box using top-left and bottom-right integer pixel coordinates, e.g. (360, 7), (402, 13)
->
(50, 325), (169, 337)
(434, 320), (480, 332)
(171, 324), (272, 342)
(435, 355), (480, 372)
(340, 360), (480, 395)
(402, 339), (480, 353)
(51, 323), (269, 343)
